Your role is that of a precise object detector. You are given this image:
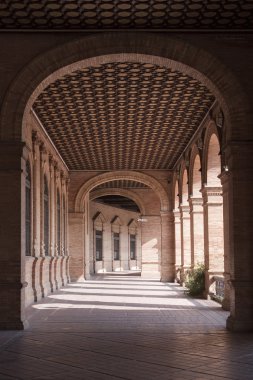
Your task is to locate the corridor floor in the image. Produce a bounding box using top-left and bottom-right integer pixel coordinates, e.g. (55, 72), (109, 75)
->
(0, 274), (253, 380)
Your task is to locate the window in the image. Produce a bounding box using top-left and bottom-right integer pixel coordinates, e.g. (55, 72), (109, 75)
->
(130, 234), (136, 260)
(113, 232), (120, 260)
(44, 176), (49, 256)
(57, 190), (61, 255)
(95, 230), (102, 261)
(25, 161), (31, 256)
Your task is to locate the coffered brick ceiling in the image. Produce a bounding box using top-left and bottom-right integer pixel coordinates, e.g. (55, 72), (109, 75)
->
(94, 195), (140, 213)
(93, 181), (149, 190)
(33, 62), (214, 171)
(0, 1), (252, 30)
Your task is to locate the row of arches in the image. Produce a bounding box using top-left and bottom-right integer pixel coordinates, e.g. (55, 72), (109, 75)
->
(173, 120), (227, 305)
(91, 208), (140, 273)
(23, 126), (70, 306)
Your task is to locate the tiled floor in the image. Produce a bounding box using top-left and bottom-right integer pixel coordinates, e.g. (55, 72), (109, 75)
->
(0, 273), (253, 380)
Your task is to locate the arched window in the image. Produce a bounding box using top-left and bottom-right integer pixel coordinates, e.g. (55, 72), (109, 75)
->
(25, 161), (31, 256)
(44, 176), (49, 256)
(57, 190), (61, 255)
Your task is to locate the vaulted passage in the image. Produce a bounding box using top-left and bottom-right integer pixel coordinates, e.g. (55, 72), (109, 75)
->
(0, 26), (253, 347)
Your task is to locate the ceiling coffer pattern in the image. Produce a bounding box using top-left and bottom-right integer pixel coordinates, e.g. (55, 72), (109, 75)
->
(0, 1), (252, 30)
(33, 62), (214, 171)
(92, 180), (149, 190)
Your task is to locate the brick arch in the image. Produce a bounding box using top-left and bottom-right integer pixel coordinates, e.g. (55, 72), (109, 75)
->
(179, 162), (188, 205)
(171, 172), (180, 210)
(0, 33), (252, 142)
(90, 188), (146, 215)
(74, 171), (169, 213)
(202, 122), (221, 186)
(189, 145), (202, 197)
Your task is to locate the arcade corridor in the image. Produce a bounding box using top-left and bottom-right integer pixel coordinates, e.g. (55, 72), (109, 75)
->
(0, 274), (253, 380)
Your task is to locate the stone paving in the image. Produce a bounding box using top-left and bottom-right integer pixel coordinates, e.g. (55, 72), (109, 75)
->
(0, 273), (253, 380)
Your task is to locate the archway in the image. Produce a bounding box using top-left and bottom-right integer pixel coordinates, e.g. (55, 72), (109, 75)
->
(180, 166), (191, 278)
(202, 127), (225, 302)
(0, 33), (252, 331)
(189, 149), (205, 268)
(90, 188), (146, 215)
(1, 34), (251, 143)
(70, 171), (172, 281)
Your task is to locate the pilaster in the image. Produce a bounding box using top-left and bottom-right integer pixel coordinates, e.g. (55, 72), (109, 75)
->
(189, 197), (204, 267)
(160, 211), (175, 282)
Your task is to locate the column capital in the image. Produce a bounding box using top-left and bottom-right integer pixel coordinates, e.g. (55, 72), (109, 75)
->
(202, 186), (223, 205)
(180, 205), (190, 213)
(189, 197), (203, 214)
(32, 130), (41, 146)
(160, 210), (174, 222)
(189, 197), (203, 205)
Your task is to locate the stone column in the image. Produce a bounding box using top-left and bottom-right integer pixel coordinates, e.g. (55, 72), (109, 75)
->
(174, 210), (182, 283)
(180, 205), (191, 280)
(0, 142), (28, 329)
(160, 211), (175, 282)
(189, 197), (205, 267)
(224, 143), (253, 331)
(69, 212), (85, 281)
(202, 186), (224, 296)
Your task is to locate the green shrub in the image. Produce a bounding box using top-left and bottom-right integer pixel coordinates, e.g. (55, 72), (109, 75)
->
(185, 264), (205, 297)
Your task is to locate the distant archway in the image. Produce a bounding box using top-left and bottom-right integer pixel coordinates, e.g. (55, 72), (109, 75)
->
(75, 171), (169, 213)
(90, 188), (146, 215)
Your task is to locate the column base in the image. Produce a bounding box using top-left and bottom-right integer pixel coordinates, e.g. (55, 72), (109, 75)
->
(226, 316), (253, 332)
(160, 270), (175, 283)
(141, 271), (160, 280)
(222, 297), (230, 311)
(0, 319), (29, 330)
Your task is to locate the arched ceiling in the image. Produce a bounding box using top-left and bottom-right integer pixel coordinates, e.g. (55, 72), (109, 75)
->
(33, 61), (215, 171)
(0, 1), (252, 30)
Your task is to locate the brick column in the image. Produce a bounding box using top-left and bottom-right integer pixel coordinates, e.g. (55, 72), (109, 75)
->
(219, 171), (231, 311)
(189, 197), (204, 267)
(60, 173), (68, 286)
(48, 156), (56, 292)
(202, 186), (224, 296)
(38, 143), (47, 297)
(160, 211), (175, 282)
(141, 215), (161, 279)
(180, 205), (191, 279)
(65, 178), (70, 283)
(69, 212), (85, 281)
(174, 210), (182, 283)
(53, 165), (61, 290)
(0, 142), (28, 329)
(31, 132), (42, 302)
(84, 194), (90, 279)
(32, 132), (41, 257)
(224, 143), (253, 331)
